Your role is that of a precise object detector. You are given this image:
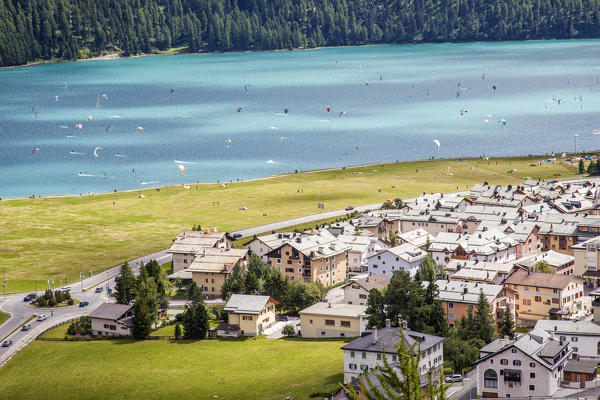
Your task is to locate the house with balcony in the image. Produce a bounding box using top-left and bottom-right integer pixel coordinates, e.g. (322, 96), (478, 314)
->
(222, 294), (278, 336)
(475, 329), (572, 398)
(366, 243), (428, 279)
(504, 269), (585, 323)
(428, 230), (518, 267)
(188, 248), (249, 297)
(266, 233), (350, 286)
(340, 319), (444, 383)
(534, 319), (600, 359)
(572, 236), (600, 284)
(245, 232), (302, 263)
(167, 229), (231, 273)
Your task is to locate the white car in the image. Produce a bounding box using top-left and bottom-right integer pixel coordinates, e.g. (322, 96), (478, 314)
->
(36, 314), (47, 321)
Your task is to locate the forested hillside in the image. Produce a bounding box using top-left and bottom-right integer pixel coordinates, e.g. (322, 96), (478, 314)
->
(1, 0), (600, 67)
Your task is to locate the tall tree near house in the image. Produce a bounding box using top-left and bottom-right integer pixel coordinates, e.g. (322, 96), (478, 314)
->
(365, 288), (386, 328)
(263, 268), (288, 306)
(136, 276), (160, 323)
(588, 160), (597, 175)
(115, 262), (135, 304)
(220, 262), (246, 299)
(244, 270), (260, 294)
(344, 330), (447, 400)
(457, 305), (476, 341)
(132, 300), (152, 339)
(579, 158), (585, 174)
(186, 281), (203, 305)
(475, 290), (497, 344)
(419, 255), (444, 282)
(500, 303), (515, 339)
(428, 300), (448, 337)
(182, 299), (210, 339)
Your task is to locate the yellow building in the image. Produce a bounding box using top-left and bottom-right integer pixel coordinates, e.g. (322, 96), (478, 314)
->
(537, 223), (578, 256)
(504, 269), (584, 322)
(188, 248), (249, 297)
(299, 302), (367, 338)
(223, 294), (278, 336)
(267, 233), (350, 286)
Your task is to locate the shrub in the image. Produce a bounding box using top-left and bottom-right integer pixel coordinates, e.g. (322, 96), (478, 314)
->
(282, 324), (296, 337)
(174, 324), (182, 338)
(67, 316), (92, 336)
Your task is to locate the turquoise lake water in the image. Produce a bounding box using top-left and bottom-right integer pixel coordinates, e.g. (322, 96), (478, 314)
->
(1, 40), (600, 198)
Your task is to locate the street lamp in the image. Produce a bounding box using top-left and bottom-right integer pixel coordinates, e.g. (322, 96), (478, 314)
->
(574, 134), (579, 154)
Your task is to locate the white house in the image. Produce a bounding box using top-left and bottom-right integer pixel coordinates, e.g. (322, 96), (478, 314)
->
(341, 320), (444, 383)
(534, 320), (600, 360)
(429, 230), (518, 267)
(342, 273), (390, 306)
(475, 330), (572, 398)
(245, 232), (301, 263)
(89, 303), (134, 336)
(337, 235), (388, 271)
(367, 243), (427, 278)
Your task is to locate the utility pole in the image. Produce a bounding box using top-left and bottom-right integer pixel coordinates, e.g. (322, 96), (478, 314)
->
(574, 134), (579, 154)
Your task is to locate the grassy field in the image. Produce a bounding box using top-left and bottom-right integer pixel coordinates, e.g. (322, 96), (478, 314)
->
(0, 311), (9, 326)
(0, 337), (348, 399)
(0, 155), (582, 292)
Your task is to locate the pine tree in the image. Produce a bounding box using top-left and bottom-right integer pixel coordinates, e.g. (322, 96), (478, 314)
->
(182, 301), (210, 339)
(429, 300), (448, 337)
(365, 288), (386, 328)
(588, 160), (596, 175)
(174, 323), (182, 338)
(132, 300), (152, 339)
(115, 262), (135, 304)
(500, 303), (515, 339)
(579, 158), (585, 174)
(475, 290), (497, 344)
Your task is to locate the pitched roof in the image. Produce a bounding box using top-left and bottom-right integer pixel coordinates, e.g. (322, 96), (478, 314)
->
(433, 280), (504, 305)
(89, 303), (132, 321)
(341, 327), (444, 354)
(224, 294), (275, 315)
(344, 273), (390, 292)
(504, 269), (575, 290)
(564, 359), (599, 374)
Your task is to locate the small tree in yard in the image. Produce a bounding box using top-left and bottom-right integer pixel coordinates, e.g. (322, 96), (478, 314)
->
(282, 324), (295, 337)
(174, 324), (182, 339)
(579, 159), (585, 174)
(182, 299), (210, 340)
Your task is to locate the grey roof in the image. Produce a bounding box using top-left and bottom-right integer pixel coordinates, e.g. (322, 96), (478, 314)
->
(224, 294), (274, 315)
(215, 323), (241, 331)
(433, 280), (504, 305)
(341, 327), (444, 355)
(537, 339), (566, 358)
(534, 320), (600, 336)
(89, 303), (132, 321)
(564, 359), (599, 374)
(344, 273), (390, 292)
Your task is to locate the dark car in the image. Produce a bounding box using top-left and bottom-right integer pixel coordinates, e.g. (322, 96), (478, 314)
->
(94, 287), (103, 293)
(1, 340), (13, 347)
(23, 293), (36, 302)
(79, 301), (89, 307)
(21, 324), (31, 331)
(345, 206), (354, 211)
(276, 314), (288, 322)
(232, 233), (242, 240)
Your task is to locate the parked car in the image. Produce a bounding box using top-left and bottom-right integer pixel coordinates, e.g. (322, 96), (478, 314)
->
(445, 374), (463, 383)
(79, 301), (89, 307)
(107, 288), (113, 294)
(1, 340), (13, 347)
(59, 286), (71, 292)
(345, 206), (354, 211)
(276, 314), (288, 322)
(94, 287), (103, 293)
(21, 324), (31, 331)
(36, 314), (47, 321)
(23, 293), (36, 302)
(231, 233), (242, 240)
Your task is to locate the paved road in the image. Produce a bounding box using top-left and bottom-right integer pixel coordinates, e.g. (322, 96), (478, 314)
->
(232, 203), (383, 238)
(447, 376), (476, 400)
(0, 250), (172, 367)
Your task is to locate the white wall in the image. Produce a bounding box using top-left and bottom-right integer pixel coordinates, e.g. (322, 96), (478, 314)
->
(247, 239), (272, 263)
(343, 342), (443, 383)
(343, 285), (369, 306)
(367, 251), (424, 278)
(475, 345), (567, 398)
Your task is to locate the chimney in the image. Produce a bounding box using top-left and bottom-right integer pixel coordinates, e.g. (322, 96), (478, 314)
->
(372, 327), (378, 344)
(328, 302), (332, 308)
(385, 318), (391, 328)
(550, 331), (555, 341)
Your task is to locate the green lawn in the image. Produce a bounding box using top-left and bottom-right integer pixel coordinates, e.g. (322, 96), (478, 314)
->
(0, 337), (348, 399)
(0, 311), (9, 326)
(0, 155), (582, 292)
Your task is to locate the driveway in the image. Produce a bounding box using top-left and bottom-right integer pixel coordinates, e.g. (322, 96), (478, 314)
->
(267, 317), (300, 339)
